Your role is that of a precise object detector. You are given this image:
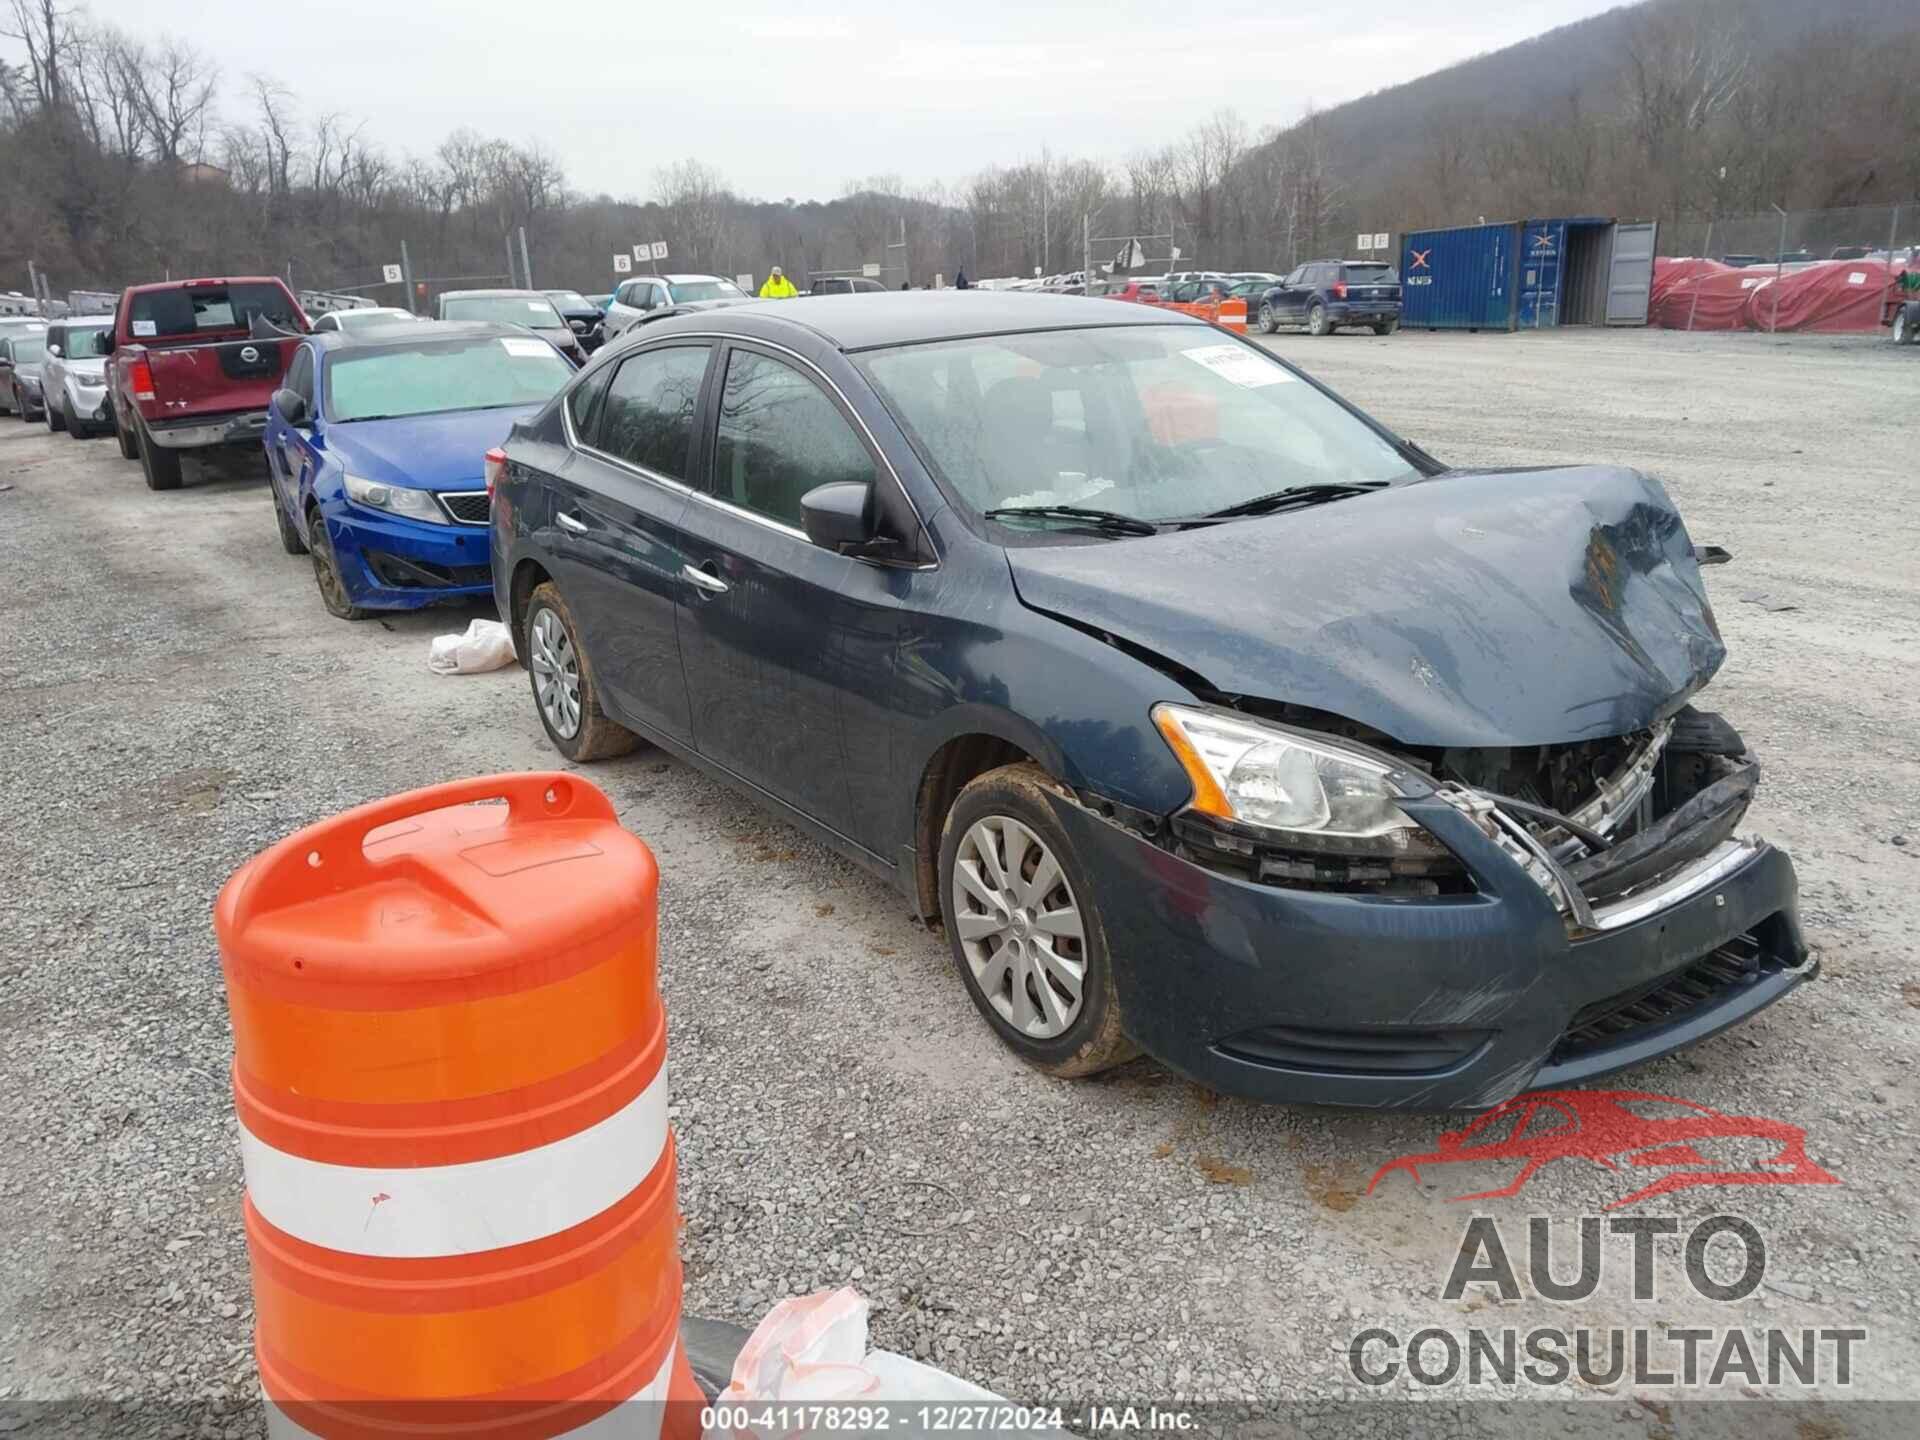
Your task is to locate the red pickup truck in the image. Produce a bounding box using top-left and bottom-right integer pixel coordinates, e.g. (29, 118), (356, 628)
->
(107, 276), (310, 490)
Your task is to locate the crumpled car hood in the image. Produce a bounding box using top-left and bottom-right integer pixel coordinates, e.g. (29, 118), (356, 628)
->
(1005, 465), (1725, 747)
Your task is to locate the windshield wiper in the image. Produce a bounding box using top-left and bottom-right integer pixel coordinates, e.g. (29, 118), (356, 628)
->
(1193, 481), (1390, 521)
(984, 505), (1161, 536)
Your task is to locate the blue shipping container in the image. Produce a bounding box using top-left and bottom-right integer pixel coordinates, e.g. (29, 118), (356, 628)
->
(1518, 220), (1567, 327)
(1519, 217), (1618, 327)
(1400, 223), (1520, 330)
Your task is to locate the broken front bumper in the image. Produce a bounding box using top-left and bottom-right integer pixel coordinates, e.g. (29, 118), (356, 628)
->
(1046, 790), (1811, 1111)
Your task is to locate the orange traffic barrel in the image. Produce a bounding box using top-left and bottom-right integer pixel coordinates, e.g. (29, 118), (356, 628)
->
(214, 773), (701, 1439)
(1216, 297), (1249, 334)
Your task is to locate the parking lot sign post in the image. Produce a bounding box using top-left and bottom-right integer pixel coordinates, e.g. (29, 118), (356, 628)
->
(400, 240), (417, 314)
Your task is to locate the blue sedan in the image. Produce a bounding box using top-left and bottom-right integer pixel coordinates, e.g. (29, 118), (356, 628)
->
(263, 321), (575, 619)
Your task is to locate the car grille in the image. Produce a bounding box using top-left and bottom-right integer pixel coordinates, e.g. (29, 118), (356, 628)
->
(1552, 928), (1772, 1062)
(436, 491), (491, 525)
(364, 550), (491, 590)
(1216, 1024), (1493, 1076)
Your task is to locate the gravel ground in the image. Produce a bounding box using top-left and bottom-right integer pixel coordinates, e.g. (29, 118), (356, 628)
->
(1, 327), (1916, 1437)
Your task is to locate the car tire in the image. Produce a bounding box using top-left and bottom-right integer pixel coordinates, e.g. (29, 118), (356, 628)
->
(524, 581), (640, 762)
(307, 508), (372, 620)
(1896, 304), (1918, 346)
(1373, 319), (1399, 336)
(272, 486), (308, 556)
(62, 397), (87, 438)
(1307, 302), (1330, 336)
(136, 421), (184, 490)
(1257, 302), (1278, 335)
(113, 407), (139, 459)
(47, 399), (66, 432)
(938, 762), (1137, 1079)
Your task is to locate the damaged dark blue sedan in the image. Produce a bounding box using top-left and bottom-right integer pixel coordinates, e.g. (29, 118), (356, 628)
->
(491, 292), (1811, 1110)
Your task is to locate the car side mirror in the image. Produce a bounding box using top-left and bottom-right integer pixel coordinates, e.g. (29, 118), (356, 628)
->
(800, 481), (877, 554)
(272, 387), (309, 428)
(47, 344), (61, 357)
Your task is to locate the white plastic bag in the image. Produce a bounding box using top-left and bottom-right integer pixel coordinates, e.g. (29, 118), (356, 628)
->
(428, 618), (517, 675)
(705, 1288), (1024, 1440)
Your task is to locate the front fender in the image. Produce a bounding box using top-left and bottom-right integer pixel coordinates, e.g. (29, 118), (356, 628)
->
(890, 535), (1206, 849)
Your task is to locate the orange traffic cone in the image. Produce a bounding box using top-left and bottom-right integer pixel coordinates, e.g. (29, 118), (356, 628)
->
(216, 774), (702, 1439)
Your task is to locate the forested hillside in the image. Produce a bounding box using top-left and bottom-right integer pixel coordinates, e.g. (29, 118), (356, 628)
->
(2, 0), (1917, 297)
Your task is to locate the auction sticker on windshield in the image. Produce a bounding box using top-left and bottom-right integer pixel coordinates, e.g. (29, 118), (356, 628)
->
(1182, 343), (1292, 387)
(500, 338), (552, 358)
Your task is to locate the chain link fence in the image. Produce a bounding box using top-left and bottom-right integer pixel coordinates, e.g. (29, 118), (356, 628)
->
(1659, 201), (1919, 267)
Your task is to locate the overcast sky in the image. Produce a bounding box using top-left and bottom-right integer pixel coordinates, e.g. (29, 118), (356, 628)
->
(95, 0), (1623, 202)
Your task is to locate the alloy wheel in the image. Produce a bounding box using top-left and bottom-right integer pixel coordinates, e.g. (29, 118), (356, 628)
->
(950, 815), (1087, 1039)
(530, 607), (582, 740)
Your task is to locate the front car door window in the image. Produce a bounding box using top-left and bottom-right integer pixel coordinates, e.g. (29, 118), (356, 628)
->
(711, 347), (876, 529)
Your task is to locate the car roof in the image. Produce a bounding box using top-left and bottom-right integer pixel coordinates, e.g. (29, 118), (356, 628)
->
(439, 289), (555, 301)
(311, 320), (532, 354)
(631, 291), (1206, 352)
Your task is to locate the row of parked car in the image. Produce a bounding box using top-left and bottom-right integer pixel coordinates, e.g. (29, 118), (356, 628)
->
(31, 270), (1810, 1113)
(1100, 262), (1404, 335)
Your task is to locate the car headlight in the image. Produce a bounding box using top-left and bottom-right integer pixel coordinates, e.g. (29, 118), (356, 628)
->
(1153, 703), (1425, 853)
(343, 473), (449, 525)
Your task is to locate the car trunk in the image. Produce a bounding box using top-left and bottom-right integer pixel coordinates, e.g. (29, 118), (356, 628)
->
(145, 336), (302, 420)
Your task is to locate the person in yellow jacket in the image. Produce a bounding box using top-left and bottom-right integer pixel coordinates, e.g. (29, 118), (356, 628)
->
(758, 266), (798, 299)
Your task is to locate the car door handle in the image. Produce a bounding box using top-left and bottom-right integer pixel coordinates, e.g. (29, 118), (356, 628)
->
(556, 511), (588, 534)
(681, 562), (729, 595)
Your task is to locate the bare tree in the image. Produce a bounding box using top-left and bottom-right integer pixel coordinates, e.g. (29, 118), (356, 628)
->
(2, 0), (79, 112)
(1620, 0), (1751, 214)
(125, 34), (216, 166)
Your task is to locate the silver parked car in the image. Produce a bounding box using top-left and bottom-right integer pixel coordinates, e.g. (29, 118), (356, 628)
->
(602, 273), (748, 340)
(311, 306), (419, 335)
(41, 317), (115, 437)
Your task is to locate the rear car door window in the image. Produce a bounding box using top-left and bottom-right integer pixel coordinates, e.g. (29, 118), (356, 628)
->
(567, 362), (615, 445)
(597, 344), (710, 480)
(711, 349), (875, 529)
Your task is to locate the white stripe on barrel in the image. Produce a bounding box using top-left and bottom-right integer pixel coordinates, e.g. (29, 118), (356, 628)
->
(240, 1068), (669, 1257)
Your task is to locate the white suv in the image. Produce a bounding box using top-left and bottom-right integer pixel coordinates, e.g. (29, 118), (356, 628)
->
(603, 274), (749, 340)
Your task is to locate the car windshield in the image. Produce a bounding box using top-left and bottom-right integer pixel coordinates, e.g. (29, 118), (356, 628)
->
(128, 283), (301, 337)
(332, 311), (411, 333)
(667, 279), (745, 303)
(858, 324), (1414, 526)
(327, 335), (574, 422)
(442, 296), (567, 329)
(64, 326), (111, 357)
(10, 336), (44, 362)
(547, 291), (593, 310)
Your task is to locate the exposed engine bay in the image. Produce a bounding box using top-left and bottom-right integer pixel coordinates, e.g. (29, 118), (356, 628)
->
(1170, 701), (1758, 929)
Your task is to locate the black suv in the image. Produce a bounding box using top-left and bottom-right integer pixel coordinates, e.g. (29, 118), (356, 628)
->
(1257, 261), (1402, 336)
